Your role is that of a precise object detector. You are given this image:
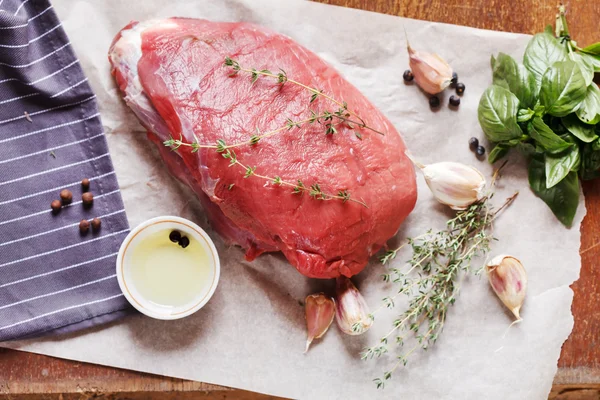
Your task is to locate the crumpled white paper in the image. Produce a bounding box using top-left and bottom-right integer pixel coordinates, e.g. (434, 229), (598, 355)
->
(2, 1), (585, 399)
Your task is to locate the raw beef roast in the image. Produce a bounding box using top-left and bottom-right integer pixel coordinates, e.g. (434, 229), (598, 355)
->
(109, 19), (417, 279)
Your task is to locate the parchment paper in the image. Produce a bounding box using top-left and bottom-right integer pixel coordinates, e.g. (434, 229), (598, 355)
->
(2, 1), (585, 399)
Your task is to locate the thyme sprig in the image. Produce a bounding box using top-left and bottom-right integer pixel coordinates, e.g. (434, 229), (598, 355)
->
(162, 57), (380, 208)
(227, 150), (367, 207)
(224, 57), (385, 136)
(363, 187), (517, 389)
(164, 137), (367, 207)
(163, 107), (369, 153)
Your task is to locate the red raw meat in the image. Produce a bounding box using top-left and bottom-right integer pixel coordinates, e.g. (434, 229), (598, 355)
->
(109, 18), (417, 279)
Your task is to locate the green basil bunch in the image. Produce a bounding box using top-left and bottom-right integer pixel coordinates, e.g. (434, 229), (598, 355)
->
(478, 13), (600, 227)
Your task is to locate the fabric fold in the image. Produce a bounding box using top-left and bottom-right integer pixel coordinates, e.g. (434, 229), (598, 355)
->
(0, 0), (131, 341)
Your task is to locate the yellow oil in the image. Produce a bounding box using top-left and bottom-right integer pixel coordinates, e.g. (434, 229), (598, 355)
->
(129, 230), (211, 308)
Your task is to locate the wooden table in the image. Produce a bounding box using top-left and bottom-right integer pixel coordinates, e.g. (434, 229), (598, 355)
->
(2, 1), (599, 399)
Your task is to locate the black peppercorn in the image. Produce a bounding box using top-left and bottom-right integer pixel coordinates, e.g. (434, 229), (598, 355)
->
(60, 189), (73, 205)
(476, 146), (486, 156)
(449, 95), (461, 107)
(79, 219), (90, 234)
(81, 178), (90, 191)
(82, 192), (94, 208)
(179, 236), (190, 249)
(169, 230), (181, 243)
(91, 217), (101, 231)
(450, 72), (458, 88)
(51, 200), (62, 214)
(469, 137), (479, 150)
(403, 69), (414, 82)
(429, 96), (440, 108)
(456, 82), (466, 95)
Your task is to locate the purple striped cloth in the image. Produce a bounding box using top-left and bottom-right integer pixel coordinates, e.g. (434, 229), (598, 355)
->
(0, 0), (131, 341)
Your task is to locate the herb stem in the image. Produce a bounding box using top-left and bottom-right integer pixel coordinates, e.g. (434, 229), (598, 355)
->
(165, 110), (372, 152)
(367, 188), (517, 387)
(231, 158), (368, 207)
(558, 4), (569, 37)
(229, 60), (385, 136)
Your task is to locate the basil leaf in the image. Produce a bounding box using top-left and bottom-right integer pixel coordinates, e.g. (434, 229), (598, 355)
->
(562, 114), (598, 142)
(581, 42), (600, 56)
(529, 158), (579, 227)
(569, 52), (595, 86)
(539, 61), (587, 117)
(582, 142), (600, 178)
(492, 53), (538, 108)
(517, 108), (535, 122)
(582, 142), (600, 180)
(576, 84), (600, 125)
(533, 103), (546, 115)
(488, 143), (510, 163)
(579, 52), (600, 72)
(528, 116), (573, 153)
(478, 85), (523, 142)
(545, 145), (580, 188)
(517, 142), (537, 157)
(523, 33), (568, 85)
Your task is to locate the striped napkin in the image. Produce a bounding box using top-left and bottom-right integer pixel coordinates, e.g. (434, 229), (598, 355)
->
(0, 0), (131, 341)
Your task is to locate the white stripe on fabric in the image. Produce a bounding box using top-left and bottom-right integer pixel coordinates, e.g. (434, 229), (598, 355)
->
(0, 95), (95, 125)
(0, 60), (78, 85)
(0, 209), (126, 247)
(0, 189), (121, 226)
(0, 171), (115, 207)
(0, 229), (129, 269)
(0, 132), (103, 164)
(0, 294), (125, 332)
(0, 23), (61, 48)
(0, 275), (117, 310)
(0, 92), (38, 105)
(0, 112), (99, 143)
(27, 4), (52, 22)
(50, 77), (88, 98)
(0, 209), (125, 247)
(0, 41), (70, 68)
(12, 0), (29, 16)
(0, 253), (118, 288)
(0, 152), (109, 186)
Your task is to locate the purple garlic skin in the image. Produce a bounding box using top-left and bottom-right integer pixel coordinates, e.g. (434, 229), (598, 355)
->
(408, 44), (453, 95)
(335, 276), (373, 335)
(486, 255), (527, 320)
(305, 293), (335, 352)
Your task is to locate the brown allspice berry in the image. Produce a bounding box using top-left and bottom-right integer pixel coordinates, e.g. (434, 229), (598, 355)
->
(60, 189), (73, 205)
(91, 217), (101, 231)
(81, 178), (90, 191)
(82, 192), (94, 208)
(79, 219), (90, 234)
(51, 200), (62, 214)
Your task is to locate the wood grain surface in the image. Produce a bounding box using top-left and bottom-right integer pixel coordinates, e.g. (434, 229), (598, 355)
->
(1, 0), (599, 398)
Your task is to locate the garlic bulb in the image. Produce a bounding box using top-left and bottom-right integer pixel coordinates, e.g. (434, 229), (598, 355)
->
(304, 293), (335, 353)
(409, 154), (486, 210)
(335, 277), (372, 335)
(486, 255), (527, 320)
(408, 44), (453, 95)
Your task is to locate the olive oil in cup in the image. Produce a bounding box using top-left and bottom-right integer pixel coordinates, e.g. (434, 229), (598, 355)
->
(116, 216), (220, 320)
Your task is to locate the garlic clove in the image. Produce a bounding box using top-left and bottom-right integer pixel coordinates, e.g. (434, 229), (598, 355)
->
(335, 277), (373, 335)
(408, 44), (453, 95)
(407, 153), (486, 210)
(486, 255), (527, 320)
(305, 293), (335, 353)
